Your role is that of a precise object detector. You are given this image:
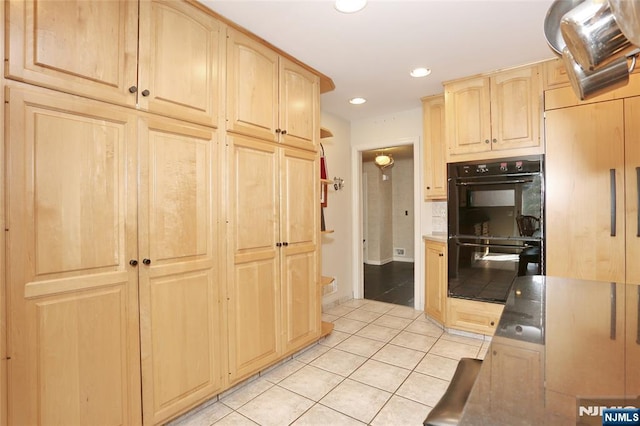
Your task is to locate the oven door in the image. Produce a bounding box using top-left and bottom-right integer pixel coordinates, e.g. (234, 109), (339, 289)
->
(447, 168), (544, 304)
(447, 237), (540, 303)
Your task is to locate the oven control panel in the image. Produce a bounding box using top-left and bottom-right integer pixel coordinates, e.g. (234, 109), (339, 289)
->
(457, 157), (541, 177)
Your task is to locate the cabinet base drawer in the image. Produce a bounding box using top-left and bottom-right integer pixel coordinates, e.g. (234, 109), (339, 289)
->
(446, 298), (504, 335)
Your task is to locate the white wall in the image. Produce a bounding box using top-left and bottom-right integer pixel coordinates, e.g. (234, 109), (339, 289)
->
(363, 161), (393, 265)
(392, 156), (415, 261)
(319, 112), (353, 307)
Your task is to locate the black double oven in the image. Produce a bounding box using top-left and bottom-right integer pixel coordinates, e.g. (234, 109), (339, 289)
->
(447, 155), (544, 304)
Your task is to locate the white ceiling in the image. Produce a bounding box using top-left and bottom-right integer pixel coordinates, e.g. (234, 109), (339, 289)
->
(200, 0), (558, 122)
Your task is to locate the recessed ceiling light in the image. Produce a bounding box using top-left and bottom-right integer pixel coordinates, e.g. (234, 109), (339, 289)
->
(410, 67), (432, 78)
(335, 0), (367, 14)
(349, 97), (367, 105)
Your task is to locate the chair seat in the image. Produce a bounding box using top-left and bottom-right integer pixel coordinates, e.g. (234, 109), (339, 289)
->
(423, 358), (483, 426)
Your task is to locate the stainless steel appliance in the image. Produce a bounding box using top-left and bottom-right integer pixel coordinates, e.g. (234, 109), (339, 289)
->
(447, 155), (544, 304)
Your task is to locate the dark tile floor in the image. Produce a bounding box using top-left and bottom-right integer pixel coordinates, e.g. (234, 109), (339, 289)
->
(364, 262), (414, 307)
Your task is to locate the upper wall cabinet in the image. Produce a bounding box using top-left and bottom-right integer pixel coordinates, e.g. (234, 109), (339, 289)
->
(422, 95), (447, 200)
(6, 0), (223, 128)
(445, 64), (542, 161)
(226, 28), (319, 151)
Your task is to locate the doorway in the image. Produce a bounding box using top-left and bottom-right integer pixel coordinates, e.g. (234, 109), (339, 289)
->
(360, 143), (416, 307)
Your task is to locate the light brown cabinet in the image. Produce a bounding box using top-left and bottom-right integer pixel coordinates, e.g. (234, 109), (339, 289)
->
(137, 116), (224, 424)
(5, 85), (143, 426)
(226, 28), (319, 151)
(446, 298), (503, 335)
(6, 0), (223, 128)
(226, 135), (319, 384)
(5, 85), (225, 426)
(545, 99), (626, 282)
(422, 95), (447, 200)
(489, 337), (543, 420)
(424, 240), (446, 323)
(546, 281), (626, 397)
(545, 94), (640, 284)
(3, 0), (327, 423)
(445, 64), (542, 161)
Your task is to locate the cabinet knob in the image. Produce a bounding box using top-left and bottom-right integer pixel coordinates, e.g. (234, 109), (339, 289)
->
(492, 138), (497, 143)
(129, 259), (138, 266)
(142, 258), (151, 265)
(281, 130), (287, 135)
(426, 186), (431, 190)
(484, 139), (490, 144)
(275, 129), (281, 134)
(141, 89), (150, 97)
(438, 253), (444, 257)
(276, 242), (282, 247)
(490, 321), (495, 326)
(128, 86), (138, 93)
(282, 242), (289, 246)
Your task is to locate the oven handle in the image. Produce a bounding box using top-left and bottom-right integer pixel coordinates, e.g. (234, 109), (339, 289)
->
(456, 179), (533, 186)
(456, 241), (528, 250)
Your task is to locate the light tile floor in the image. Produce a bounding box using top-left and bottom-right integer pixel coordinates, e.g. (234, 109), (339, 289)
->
(169, 299), (491, 426)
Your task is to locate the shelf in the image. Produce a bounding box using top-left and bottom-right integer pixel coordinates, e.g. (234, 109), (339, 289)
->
(320, 321), (334, 337)
(321, 276), (335, 287)
(320, 127), (333, 139)
(321, 229), (335, 234)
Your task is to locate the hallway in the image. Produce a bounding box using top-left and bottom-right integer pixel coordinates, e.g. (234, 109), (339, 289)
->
(364, 262), (414, 307)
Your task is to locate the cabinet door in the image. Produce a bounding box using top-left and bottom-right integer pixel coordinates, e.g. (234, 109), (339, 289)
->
(138, 117), (223, 424)
(490, 65), (541, 151)
(490, 339), (543, 421)
(279, 58), (319, 151)
(5, 86), (142, 426)
(422, 96), (447, 199)
(627, 284), (640, 397)
(227, 136), (281, 383)
(546, 281), (626, 396)
(138, 0), (223, 128)
(6, 0), (139, 107)
(445, 77), (491, 156)
(425, 240), (446, 323)
(226, 28), (279, 142)
(545, 101), (625, 282)
(625, 96), (640, 284)
(280, 148), (319, 353)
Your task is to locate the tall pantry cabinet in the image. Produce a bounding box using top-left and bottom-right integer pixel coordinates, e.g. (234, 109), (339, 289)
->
(225, 27), (321, 385)
(3, 0), (327, 424)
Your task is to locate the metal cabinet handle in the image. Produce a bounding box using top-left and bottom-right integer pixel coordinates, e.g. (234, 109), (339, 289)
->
(610, 169), (617, 237)
(129, 259), (138, 266)
(275, 129), (281, 134)
(610, 282), (617, 340)
(282, 242), (289, 246)
(128, 86), (137, 93)
(484, 139), (490, 144)
(492, 138), (497, 143)
(276, 242), (282, 247)
(438, 253), (444, 257)
(142, 258), (151, 265)
(281, 130), (287, 135)
(637, 286), (640, 345)
(141, 89), (150, 97)
(636, 167), (640, 237)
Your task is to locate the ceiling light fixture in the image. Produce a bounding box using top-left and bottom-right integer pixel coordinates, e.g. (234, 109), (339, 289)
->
(349, 97), (367, 105)
(374, 153), (394, 169)
(410, 67), (432, 78)
(335, 0), (367, 14)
